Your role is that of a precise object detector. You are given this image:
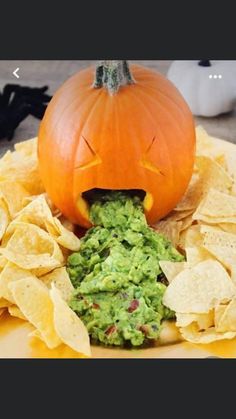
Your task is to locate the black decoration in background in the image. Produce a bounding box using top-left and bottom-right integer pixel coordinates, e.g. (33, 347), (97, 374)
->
(0, 84), (52, 140)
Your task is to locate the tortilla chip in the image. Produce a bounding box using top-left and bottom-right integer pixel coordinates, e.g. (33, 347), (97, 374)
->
(175, 156), (232, 213)
(0, 198), (9, 241)
(174, 174), (202, 211)
(46, 217), (80, 251)
(214, 304), (227, 330)
(9, 277), (61, 349)
(178, 225), (203, 249)
(214, 299), (236, 332)
(159, 261), (186, 283)
(0, 262), (35, 303)
(0, 140), (44, 195)
(8, 305), (27, 320)
(41, 267), (74, 302)
(180, 323), (236, 343)
(0, 308), (5, 317)
(50, 284), (91, 357)
(176, 311), (214, 329)
(8, 195), (80, 251)
(0, 297), (12, 308)
(153, 220), (182, 247)
(219, 223), (236, 235)
(201, 226), (236, 271)
(196, 156), (233, 194)
(185, 246), (214, 266)
(0, 181), (29, 218)
(193, 188), (236, 224)
(163, 260), (235, 313)
(0, 222), (64, 276)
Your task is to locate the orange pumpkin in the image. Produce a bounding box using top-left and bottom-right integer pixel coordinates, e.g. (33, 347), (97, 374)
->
(38, 61), (196, 228)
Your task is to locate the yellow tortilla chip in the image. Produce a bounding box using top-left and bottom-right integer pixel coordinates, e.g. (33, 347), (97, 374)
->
(0, 181), (29, 218)
(163, 260), (235, 313)
(201, 226), (236, 271)
(159, 261), (186, 283)
(195, 126), (214, 156)
(231, 266), (236, 285)
(0, 297), (12, 308)
(0, 141), (44, 195)
(0, 222), (64, 276)
(58, 216), (75, 232)
(46, 217), (80, 251)
(8, 195), (80, 251)
(162, 209), (194, 222)
(201, 225), (236, 247)
(9, 277), (61, 349)
(180, 323), (236, 343)
(159, 320), (182, 345)
(214, 304), (227, 330)
(185, 246), (213, 266)
(179, 214), (194, 232)
(175, 156), (232, 212)
(14, 138), (37, 156)
(41, 267), (74, 302)
(193, 188), (236, 223)
(195, 126), (228, 170)
(178, 225), (202, 249)
(153, 220), (182, 247)
(8, 305), (26, 320)
(0, 308), (5, 317)
(174, 174), (202, 211)
(196, 155), (233, 193)
(219, 223), (236, 235)
(215, 298), (236, 332)
(176, 311), (214, 329)
(0, 198), (9, 241)
(9, 194), (53, 231)
(0, 262), (35, 303)
(50, 284), (91, 357)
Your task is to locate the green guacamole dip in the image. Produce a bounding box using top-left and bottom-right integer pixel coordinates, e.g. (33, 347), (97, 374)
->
(68, 192), (183, 347)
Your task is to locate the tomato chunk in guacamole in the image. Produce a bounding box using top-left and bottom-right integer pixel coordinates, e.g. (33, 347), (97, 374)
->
(68, 192), (183, 347)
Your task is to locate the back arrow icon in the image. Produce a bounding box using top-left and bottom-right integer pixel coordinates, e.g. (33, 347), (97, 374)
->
(13, 68), (20, 79)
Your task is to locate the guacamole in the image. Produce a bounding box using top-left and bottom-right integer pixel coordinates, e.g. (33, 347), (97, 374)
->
(68, 192), (183, 346)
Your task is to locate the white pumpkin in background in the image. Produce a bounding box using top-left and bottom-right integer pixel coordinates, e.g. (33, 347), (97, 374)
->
(167, 60), (236, 117)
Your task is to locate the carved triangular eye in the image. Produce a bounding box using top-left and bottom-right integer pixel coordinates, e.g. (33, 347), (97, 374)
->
(76, 136), (102, 170)
(140, 136), (164, 176)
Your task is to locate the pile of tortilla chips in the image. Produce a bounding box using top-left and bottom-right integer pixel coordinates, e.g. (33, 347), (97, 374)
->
(0, 139), (91, 357)
(155, 126), (236, 344)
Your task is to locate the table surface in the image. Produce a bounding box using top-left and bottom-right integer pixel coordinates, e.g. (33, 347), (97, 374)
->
(0, 60), (235, 156)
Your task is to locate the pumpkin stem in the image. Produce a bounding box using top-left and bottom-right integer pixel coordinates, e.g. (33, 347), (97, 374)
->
(93, 60), (135, 94)
(198, 60), (211, 67)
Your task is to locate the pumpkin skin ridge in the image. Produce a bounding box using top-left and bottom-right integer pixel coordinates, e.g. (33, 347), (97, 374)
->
(41, 82), (102, 143)
(69, 90), (108, 222)
(135, 82), (195, 160)
(124, 88), (174, 191)
(129, 65), (191, 113)
(38, 64), (196, 227)
(39, 88), (104, 223)
(126, 84), (194, 189)
(138, 79), (193, 121)
(71, 89), (121, 225)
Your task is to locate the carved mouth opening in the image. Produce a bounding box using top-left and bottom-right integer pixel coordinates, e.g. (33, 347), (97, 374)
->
(78, 189), (153, 225)
(82, 188), (146, 206)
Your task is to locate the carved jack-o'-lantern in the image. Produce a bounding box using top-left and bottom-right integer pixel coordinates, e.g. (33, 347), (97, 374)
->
(38, 61), (196, 228)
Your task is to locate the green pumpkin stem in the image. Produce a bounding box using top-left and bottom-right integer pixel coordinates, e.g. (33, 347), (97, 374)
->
(93, 60), (135, 94)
